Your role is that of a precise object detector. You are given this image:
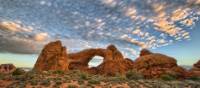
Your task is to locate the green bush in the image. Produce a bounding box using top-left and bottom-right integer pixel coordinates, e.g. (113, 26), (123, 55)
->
(188, 76), (200, 81)
(79, 72), (88, 80)
(88, 79), (100, 84)
(126, 70), (144, 80)
(30, 79), (38, 86)
(160, 74), (176, 81)
(55, 80), (62, 85)
(40, 80), (50, 87)
(0, 74), (4, 80)
(53, 70), (64, 74)
(68, 84), (77, 88)
(12, 68), (26, 76)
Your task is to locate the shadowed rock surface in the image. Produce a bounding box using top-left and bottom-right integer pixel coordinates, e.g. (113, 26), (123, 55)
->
(33, 41), (69, 72)
(0, 64), (16, 74)
(134, 49), (186, 78)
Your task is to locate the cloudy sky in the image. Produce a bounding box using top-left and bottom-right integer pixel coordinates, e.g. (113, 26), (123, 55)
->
(0, 0), (200, 67)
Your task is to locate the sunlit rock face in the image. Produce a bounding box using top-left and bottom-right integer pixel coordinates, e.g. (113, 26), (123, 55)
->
(33, 41), (69, 72)
(189, 60), (200, 76)
(0, 64), (16, 74)
(193, 60), (200, 68)
(68, 44), (134, 76)
(68, 48), (113, 70)
(139, 49), (153, 56)
(33, 40), (134, 75)
(95, 45), (133, 76)
(134, 49), (186, 78)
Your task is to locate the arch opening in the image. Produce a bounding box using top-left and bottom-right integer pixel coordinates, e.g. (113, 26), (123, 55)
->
(88, 56), (103, 68)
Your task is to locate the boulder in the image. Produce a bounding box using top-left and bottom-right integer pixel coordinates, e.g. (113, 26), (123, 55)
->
(33, 40), (69, 72)
(0, 64), (16, 74)
(134, 49), (186, 78)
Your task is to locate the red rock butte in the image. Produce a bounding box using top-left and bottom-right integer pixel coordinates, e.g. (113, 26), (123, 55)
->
(34, 41), (69, 72)
(33, 40), (197, 78)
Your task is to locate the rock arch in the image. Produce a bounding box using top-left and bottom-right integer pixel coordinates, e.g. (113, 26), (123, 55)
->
(68, 48), (113, 70)
(33, 41), (134, 76)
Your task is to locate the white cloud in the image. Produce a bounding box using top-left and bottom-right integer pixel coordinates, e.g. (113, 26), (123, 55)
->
(0, 21), (33, 32)
(34, 33), (48, 42)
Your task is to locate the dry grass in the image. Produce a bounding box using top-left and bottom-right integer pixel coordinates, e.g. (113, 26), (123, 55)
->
(0, 70), (199, 88)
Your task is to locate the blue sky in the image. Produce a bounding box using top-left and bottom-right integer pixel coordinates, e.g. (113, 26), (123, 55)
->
(0, 0), (200, 67)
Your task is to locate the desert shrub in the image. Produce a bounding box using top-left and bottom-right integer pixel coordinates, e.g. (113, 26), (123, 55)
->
(88, 79), (100, 84)
(126, 70), (144, 80)
(12, 68), (26, 76)
(187, 76), (200, 81)
(160, 74), (176, 81)
(18, 82), (26, 88)
(0, 73), (4, 80)
(25, 72), (36, 80)
(53, 70), (64, 74)
(55, 80), (62, 85)
(79, 72), (88, 80)
(68, 84), (77, 88)
(30, 79), (38, 86)
(40, 80), (50, 87)
(106, 74), (127, 83)
(53, 77), (62, 82)
(13, 75), (26, 81)
(78, 80), (84, 85)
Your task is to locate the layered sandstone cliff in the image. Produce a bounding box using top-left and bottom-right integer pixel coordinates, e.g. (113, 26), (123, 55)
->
(33, 41), (69, 72)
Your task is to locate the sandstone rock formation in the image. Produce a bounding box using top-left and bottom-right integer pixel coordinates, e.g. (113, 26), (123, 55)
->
(139, 49), (152, 56)
(0, 64), (16, 74)
(33, 40), (133, 75)
(34, 40), (193, 78)
(193, 60), (200, 68)
(134, 49), (186, 78)
(68, 44), (134, 76)
(33, 40), (69, 72)
(189, 60), (200, 77)
(94, 45), (134, 76)
(68, 48), (112, 70)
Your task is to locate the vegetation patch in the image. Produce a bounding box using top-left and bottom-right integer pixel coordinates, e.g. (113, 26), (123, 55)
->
(160, 74), (176, 81)
(12, 68), (26, 76)
(126, 70), (144, 80)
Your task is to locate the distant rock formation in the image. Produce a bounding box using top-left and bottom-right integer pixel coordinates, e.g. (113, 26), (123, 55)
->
(134, 49), (186, 78)
(0, 64), (16, 74)
(33, 41), (69, 72)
